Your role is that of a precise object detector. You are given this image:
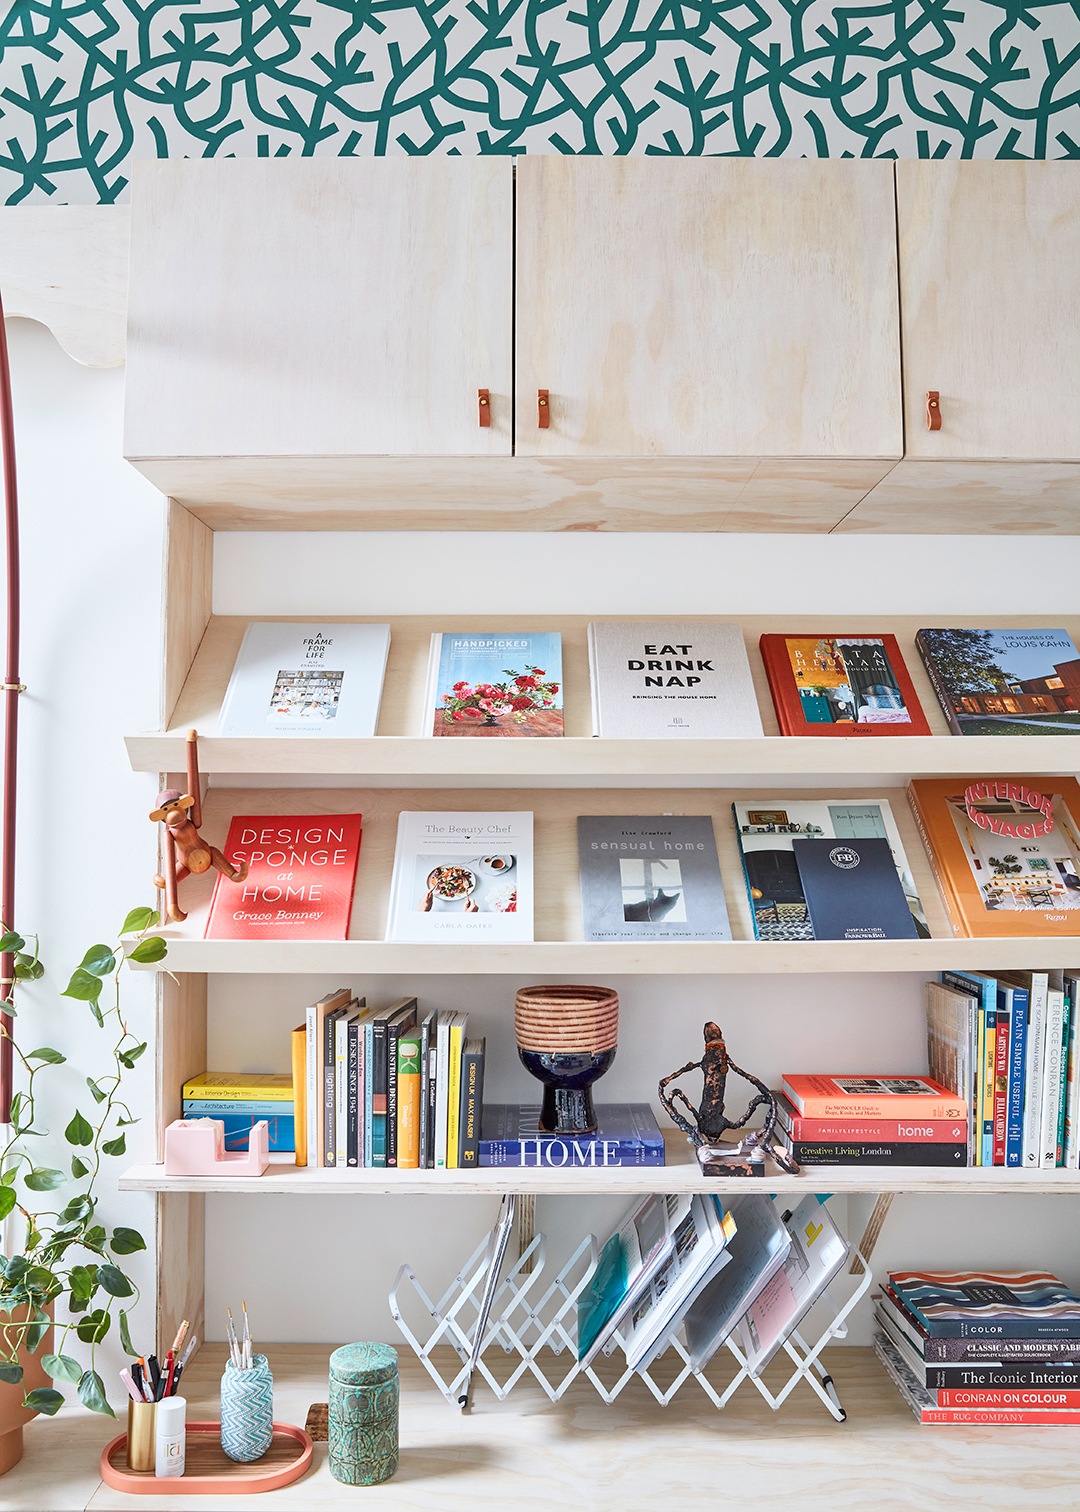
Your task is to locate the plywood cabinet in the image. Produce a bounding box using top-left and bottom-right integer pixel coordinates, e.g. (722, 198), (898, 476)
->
(514, 158), (903, 461)
(897, 162), (1080, 461)
(124, 159), (513, 464)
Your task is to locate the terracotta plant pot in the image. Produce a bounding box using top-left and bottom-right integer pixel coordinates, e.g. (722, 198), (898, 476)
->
(0, 1306), (53, 1475)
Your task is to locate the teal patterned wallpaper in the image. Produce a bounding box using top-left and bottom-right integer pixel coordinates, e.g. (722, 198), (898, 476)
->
(2, 0), (1079, 202)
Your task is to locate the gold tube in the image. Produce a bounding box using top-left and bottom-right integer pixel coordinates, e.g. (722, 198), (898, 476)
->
(126, 1399), (157, 1471)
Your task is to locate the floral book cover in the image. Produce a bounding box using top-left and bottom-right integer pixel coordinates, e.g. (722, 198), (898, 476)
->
(907, 776), (1080, 938)
(759, 633), (931, 736)
(914, 628), (1080, 737)
(424, 632), (563, 737)
(205, 814), (362, 939)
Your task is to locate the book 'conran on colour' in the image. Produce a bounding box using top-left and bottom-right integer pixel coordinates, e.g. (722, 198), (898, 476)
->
(216, 622), (391, 737)
(205, 814), (362, 939)
(423, 632), (563, 737)
(907, 776), (1080, 938)
(576, 816), (732, 942)
(759, 633), (931, 736)
(914, 628), (1080, 737)
(587, 622), (762, 738)
(732, 797), (928, 943)
(384, 811), (533, 942)
(479, 1103), (666, 1166)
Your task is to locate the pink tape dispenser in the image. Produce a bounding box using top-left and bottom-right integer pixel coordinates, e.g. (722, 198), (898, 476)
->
(163, 1117), (270, 1177)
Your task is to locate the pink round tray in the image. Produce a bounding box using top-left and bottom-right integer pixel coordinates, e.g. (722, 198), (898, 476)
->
(100, 1420), (313, 1494)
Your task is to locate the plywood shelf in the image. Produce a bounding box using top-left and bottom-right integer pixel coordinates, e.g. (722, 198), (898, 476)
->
(126, 730), (1080, 783)
(118, 1139), (1080, 1196)
(134, 612), (1080, 785)
(125, 775), (1080, 971)
(129, 934), (1080, 976)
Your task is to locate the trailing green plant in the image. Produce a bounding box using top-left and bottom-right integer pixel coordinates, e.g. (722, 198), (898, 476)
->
(0, 907), (167, 1418)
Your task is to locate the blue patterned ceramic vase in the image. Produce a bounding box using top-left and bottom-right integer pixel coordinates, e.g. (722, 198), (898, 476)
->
(328, 1342), (398, 1486)
(220, 1354), (274, 1462)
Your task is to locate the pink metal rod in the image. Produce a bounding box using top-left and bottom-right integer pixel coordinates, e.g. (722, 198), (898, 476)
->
(0, 292), (20, 1123)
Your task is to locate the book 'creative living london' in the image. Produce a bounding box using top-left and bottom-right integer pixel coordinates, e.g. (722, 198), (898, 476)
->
(216, 621), (391, 737)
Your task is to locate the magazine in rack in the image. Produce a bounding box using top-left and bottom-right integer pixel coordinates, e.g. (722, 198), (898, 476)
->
(735, 1197), (849, 1374)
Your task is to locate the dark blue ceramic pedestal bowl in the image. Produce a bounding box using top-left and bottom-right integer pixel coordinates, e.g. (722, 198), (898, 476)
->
(518, 1047), (617, 1134)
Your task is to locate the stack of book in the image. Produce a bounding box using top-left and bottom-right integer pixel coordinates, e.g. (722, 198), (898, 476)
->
(875, 1269), (1080, 1424)
(774, 1074), (967, 1167)
(182, 1073), (296, 1153)
(927, 968), (1079, 1167)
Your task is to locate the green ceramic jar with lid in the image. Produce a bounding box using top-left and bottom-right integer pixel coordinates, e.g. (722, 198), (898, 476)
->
(327, 1342), (398, 1485)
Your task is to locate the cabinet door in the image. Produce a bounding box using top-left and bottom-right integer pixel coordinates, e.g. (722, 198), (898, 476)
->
(898, 162), (1080, 460)
(125, 159), (512, 460)
(515, 158), (901, 460)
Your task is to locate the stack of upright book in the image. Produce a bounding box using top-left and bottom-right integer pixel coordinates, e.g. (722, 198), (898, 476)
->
(927, 969), (1079, 1169)
(875, 1270), (1080, 1423)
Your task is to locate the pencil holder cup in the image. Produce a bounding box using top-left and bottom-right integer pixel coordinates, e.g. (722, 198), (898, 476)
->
(126, 1399), (157, 1471)
(219, 1355), (273, 1463)
(328, 1342), (398, 1486)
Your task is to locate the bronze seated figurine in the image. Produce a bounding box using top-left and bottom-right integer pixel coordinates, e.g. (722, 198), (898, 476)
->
(658, 1022), (801, 1177)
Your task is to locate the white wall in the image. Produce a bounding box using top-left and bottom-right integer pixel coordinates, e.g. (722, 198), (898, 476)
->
(6, 314), (1080, 1378)
(214, 532), (1080, 619)
(4, 318), (163, 1391)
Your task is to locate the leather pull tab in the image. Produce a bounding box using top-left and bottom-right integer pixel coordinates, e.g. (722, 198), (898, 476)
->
(537, 389), (550, 429)
(926, 391), (941, 431)
(478, 389), (490, 428)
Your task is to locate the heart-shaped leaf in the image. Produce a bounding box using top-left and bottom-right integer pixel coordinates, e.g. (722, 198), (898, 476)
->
(75, 1310), (109, 1345)
(0, 1361), (22, 1385)
(70, 1156), (89, 1179)
(119, 1310), (135, 1356)
(118, 1042), (147, 1070)
(96, 1265), (133, 1299)
(42, 1353), (81, 1385)
(101, 1134), (125, 1158)
(77, 1368), (114, 1417)
(62, 969), (102, 1003)
(0, 931), (25, 953)
(27, 1047), (65, 1065)
(79, 945), (116, 977)
(24, 1167), (66, 1192)
(23, 1387), (64, 1415)
(128, 937), (167, 965)
(120, 907), (159, 936)
(109, 1227), (146, 1256)
(86, 1077), (106, 1105)
(64, 1112), (94, 1147)
(0, 1188), (15, 1221)
(13, 954), (43, 981)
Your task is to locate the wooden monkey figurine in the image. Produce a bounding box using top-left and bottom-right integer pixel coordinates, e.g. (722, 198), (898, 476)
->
(150, 730), (248, 922)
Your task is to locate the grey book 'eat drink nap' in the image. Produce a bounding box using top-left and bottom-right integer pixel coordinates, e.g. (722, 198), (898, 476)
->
(588, 622), (763, 737)
(577, 816), (733, 941)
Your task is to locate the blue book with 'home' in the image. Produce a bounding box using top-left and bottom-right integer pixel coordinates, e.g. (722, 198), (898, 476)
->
(479, 1103), (665, 1167)
(792, 837), (919, 941)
